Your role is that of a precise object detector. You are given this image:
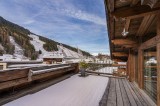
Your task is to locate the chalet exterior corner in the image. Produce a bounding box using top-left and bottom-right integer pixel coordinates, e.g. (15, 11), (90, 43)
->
(105, 0), (160, 105)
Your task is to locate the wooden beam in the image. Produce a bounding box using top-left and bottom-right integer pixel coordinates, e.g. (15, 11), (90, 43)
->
(131, 0), (140, 6)
(141, 35), (160, 49)
(112, 39), (137, 45)
(144, 51), (156, 56)
(125, 19), (130, 32)
(112, 52), (128, 57)
(113, 59), (126, 62)
(112, 5), (160, 19)
(136, 14), (156, 36)
(122, 44), (138, 49)
(141, 0), (158, 8)
(157, 11), (160, 36)
(107, 0), (114, 13)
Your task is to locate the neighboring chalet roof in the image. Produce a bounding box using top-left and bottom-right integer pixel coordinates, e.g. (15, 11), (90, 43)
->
(104, 0), (160, 62)
(43, 52), (63, 59)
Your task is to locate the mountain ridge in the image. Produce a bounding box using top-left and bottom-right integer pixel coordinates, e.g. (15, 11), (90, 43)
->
(0, 16), (91, 60)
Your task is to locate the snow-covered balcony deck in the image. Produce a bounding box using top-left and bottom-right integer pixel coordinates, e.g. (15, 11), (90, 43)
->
(0, 67), (155, 106)
(3, 75), (109, 106)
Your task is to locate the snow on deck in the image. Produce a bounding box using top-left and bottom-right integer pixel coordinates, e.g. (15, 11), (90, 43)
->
(4, 75), (109, 106)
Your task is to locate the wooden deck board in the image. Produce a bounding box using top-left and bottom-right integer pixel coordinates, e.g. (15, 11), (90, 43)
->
(122, 79), (137, 106)
(107, 78), (117, 106)
(129, 82), (150, 106)
(115, 79), (123, 106)
(118, 79), (130, 106)
(100, 78), (155, 106)
(124, 79), (143, 106)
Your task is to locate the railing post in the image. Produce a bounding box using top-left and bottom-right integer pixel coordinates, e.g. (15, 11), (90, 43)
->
(74, 63), (79, 73)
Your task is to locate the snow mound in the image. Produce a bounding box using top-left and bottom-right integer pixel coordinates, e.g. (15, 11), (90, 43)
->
(4, 75), (109, 106)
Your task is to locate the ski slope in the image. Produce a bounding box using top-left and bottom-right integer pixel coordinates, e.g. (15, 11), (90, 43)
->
(0, 44), (4, 50)
(28, 34), (47, 53)
(28, 34), (85, 60)
(57, 45), (84, 59)
(9, 36), (25, 59)
(28, 34), (52, 59)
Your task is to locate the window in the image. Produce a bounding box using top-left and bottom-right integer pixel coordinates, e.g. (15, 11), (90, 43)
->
(143, 47), (157, 103)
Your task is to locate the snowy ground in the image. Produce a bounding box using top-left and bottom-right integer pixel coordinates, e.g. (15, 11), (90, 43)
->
(4, 75), (109, 106)
(95, 67), (118, 74)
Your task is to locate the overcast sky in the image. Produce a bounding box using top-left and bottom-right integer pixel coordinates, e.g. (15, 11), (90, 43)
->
(0, 0), (110, 55)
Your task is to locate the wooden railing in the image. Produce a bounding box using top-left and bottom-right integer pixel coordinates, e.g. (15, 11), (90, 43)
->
(86, 63), (126, 77)
(0, 63), (79, 92)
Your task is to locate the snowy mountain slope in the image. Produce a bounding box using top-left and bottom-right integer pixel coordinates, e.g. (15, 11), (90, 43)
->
(28, 34), (84, 59)
(9, 36), (26, 59)
(0, 16), (91, 60)
(0, 44), (4, 50)
(57, 45), (84, 58)
(28, 34), (47, 52)
(28, 34), (55, 59)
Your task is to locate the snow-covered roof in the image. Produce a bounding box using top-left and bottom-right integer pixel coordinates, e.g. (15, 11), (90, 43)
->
(43, 52), (64, 59)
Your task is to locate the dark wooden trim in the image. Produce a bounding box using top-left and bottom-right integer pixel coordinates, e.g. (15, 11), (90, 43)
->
(138, 49), (144, 89)
(125, 19), (130, 32)
(141, 0), (159, 8)
(112, 5), (160, 19)
(141, 35), (160, 49)
(104, 0), (115, 58)
(131, 0), (140, 6)
(111, 39), (137, 45)
(136, 14), (156, 36)
(112, 52), (128, 57)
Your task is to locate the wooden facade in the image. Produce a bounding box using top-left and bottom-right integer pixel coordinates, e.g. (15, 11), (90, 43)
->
(105, 0), (160, 105)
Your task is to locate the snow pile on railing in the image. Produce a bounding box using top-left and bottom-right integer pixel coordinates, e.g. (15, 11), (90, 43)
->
(31, 65), (71, 75)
